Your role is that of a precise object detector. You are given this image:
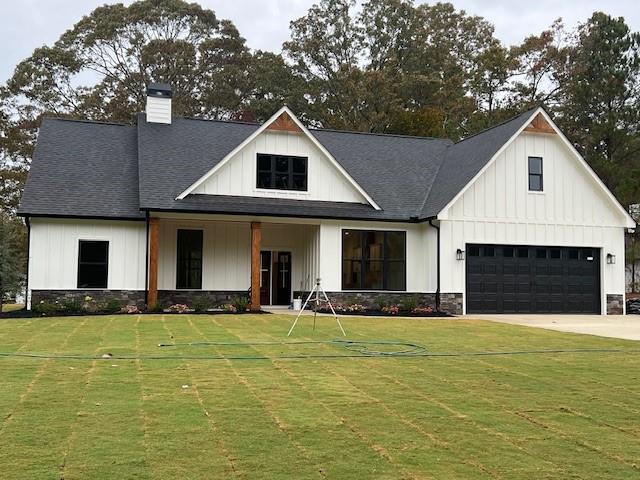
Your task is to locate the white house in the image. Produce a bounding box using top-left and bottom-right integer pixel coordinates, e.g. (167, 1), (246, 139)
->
(18, 84), (635, 315)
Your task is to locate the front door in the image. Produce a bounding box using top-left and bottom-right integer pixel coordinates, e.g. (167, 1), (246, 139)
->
(260, 251), (271, 306)
(273, 251), (292, 305)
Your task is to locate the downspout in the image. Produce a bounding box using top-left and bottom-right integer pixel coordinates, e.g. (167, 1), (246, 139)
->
(428, 219), (441, 312)
(144, 210), (150, 306)
(25, 216), (31, 310)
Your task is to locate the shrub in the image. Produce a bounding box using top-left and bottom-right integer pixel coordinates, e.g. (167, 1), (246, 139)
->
(192, 296), (211, 313)
(32, 300), (60, 316)
(167, 304), (191, 313)
(232, 296), (249, 313)
(123, 305), (141, 314)
(346, 303), (366, 313)
(61, 297), (83, 314)
(400, 295), (418, 312)
(103, 299), (122, 314)
(381, 304), (400, 315)
(220, 304), (237, 313)
(376, 296), (391, 310)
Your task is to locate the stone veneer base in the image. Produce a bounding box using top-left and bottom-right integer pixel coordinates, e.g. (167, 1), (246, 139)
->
(293, 291), (464, 315)
(31, 290), (146, 309)
(606, 294), (624, 315)
(157, 290), (248, 307)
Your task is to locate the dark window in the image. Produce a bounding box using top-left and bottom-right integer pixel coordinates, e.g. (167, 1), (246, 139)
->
(77, 240), (108, 288)
(484, 246), (495, 257)
(517, 247), (529, 258)
(342, 230), (406, 290)
(176, 229), (203, 289)
(503, 247), (514, 258)
(528, 156), (543, 191)
(550, 248), (561, 259)
(469, 246), (481, 257)
(568, 249), (579, 260)
(536, 248), (547, 259)
(256, 154), (307, 191)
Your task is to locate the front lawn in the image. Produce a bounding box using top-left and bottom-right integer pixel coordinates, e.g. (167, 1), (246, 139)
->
(0, 314), (639, 479)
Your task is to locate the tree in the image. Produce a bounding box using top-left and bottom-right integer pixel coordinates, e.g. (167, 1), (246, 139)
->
(555, 12), (640, 208)
(1, 0), (255, 216)
(0, 215), (25, 312)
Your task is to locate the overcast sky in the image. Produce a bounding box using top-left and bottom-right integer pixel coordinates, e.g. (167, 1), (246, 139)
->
(2, 0), (639, 83)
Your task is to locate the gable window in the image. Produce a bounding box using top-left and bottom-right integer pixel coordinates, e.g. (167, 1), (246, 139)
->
(256, 154), (307, 191)
(528, 156), (543, 191)
(342, 230), (406, 291)
(77, 240), (109, 288)
(176, 229), (203, 289)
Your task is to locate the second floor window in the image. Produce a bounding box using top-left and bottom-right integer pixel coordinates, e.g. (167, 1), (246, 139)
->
(256, 154), (308, 191)
(528, 156), (543, 191)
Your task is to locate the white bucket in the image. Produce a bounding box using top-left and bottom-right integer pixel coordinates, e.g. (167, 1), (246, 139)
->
(293, 298), (302, 311)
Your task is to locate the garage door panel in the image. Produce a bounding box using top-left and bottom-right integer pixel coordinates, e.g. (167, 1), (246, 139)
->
(466, 244), (600, 314)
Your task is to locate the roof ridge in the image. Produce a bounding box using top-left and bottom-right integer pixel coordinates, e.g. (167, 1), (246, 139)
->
(43, 116), (132, 127)
(309, 126), (451, 142)
(454, 107), (539, 145)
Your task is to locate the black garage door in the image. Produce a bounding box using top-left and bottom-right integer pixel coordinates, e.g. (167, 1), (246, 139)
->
(466, 244), (600, 314)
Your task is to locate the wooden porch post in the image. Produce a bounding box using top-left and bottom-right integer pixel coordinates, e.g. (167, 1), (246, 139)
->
(250, 221), (261, 312)
(148, 217), (159, 308)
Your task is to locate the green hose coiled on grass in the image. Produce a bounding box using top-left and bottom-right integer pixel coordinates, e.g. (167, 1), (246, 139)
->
(1, 339), (639, 361)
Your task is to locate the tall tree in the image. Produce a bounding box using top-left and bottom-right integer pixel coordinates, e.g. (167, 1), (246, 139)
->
(0, 214), (25, 311)
(556, 12), (640, 208)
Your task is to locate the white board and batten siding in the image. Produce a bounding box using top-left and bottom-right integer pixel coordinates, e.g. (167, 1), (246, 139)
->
(438, 131), (629, 313)
(192, 129), (368, 204)
(28, 218), (147, 291)
(317, 220), (437, 293)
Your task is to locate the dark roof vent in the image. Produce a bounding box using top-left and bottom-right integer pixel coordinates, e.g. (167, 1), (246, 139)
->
(147, 83), (172, 98)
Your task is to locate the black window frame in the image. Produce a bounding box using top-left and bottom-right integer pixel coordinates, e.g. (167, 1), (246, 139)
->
(528, 156), (543, 192)
(341, 229), (406, 291)
(256, 153), (308, 191)
(176, 229), (203, 290)
(77, 240), (109, 288)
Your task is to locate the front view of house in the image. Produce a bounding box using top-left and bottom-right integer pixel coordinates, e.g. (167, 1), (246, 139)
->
(19, 84), (635, 315)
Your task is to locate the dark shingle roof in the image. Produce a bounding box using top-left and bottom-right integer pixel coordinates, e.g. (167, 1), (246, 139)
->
(18, 118), (143, 219)
(19, 109), (539, 222)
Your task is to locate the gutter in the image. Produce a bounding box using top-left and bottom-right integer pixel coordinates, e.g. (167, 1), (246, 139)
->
(428, 218), (441, 312)
(144, 210), (150, 306)
(25, 216), (31, 310)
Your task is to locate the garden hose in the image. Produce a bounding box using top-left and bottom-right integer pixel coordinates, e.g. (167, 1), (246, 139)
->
(0, 340), (639, 361)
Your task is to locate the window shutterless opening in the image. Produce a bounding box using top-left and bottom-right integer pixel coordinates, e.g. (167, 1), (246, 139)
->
(77, 240), (109, 288)
(256, 153), (308, 191)
(528, 156), (543, 191)
(176, 229), (203, 289)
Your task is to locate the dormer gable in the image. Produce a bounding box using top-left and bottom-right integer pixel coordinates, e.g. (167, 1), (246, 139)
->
(177, 107), (380, 209)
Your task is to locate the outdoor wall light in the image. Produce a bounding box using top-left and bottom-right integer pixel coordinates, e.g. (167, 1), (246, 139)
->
(456, 248), (465, 261)
(606, 253), (616, 264)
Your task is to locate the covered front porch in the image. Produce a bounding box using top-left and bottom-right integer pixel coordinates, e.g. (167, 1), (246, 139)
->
(146, 214), (320, 311)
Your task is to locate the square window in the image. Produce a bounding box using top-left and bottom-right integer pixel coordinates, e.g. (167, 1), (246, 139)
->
(484, 246), (495, 257)
(517, 248), (529, 258)
(469, 246), (480, 257)
(503, 247), (514, 258)
(256, 154), (308, 191)
(550, 248), (561, 259)
(536, 248), (547, 259)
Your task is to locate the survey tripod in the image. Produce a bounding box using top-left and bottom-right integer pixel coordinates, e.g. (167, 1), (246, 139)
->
(287, 278), (346, 337)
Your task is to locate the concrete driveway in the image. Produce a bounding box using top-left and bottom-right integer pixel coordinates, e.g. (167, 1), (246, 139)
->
(466, 314), (640, 341)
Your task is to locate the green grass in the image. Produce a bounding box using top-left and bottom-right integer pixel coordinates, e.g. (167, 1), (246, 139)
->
(1, 303), (24, 313)
(0, 314), (639, 479)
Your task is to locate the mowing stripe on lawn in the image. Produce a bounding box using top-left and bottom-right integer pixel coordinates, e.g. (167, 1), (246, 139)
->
(228, 316), (497, 480)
